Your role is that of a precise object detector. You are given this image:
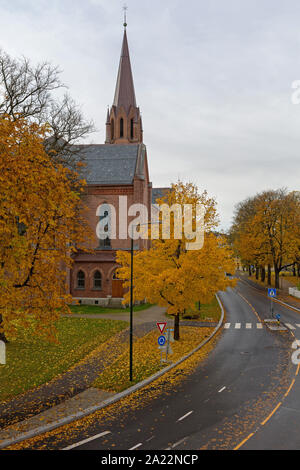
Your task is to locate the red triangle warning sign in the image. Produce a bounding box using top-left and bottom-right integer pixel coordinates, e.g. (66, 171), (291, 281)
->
(157, 322), (167, 334)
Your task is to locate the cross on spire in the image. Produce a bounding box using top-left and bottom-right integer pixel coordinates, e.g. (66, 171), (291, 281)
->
(123, 4), (127, 28)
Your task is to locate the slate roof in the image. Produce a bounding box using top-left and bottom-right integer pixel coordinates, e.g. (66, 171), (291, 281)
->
(76, 144), (141, 185)
(152, 187), (170, 204)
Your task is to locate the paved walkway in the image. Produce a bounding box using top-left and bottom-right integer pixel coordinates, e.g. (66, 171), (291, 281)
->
(62, 305), (168, 324)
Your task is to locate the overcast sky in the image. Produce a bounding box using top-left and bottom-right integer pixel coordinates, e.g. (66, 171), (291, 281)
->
(1, 0), (300, 230)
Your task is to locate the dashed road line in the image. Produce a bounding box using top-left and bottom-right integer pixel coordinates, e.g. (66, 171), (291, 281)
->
(235, 323), (241, 329)
(218, 386), (226, 393)
(177, 411), (194, 422)
(129, 442), (142, 450)
(63, 430), (111, 450)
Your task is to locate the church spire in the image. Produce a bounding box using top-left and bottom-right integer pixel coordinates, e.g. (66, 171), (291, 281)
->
(113, 29), (137, 113)
(105, 23), (143, 145)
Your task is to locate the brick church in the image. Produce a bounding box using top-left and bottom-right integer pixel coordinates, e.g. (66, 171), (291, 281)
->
(68, 25), (164, 306)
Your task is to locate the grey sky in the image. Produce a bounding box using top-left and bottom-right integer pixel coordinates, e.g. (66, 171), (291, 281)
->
(0, 0), (300, 230)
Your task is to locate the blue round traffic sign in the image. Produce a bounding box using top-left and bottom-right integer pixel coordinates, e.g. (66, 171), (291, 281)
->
(158, 335), (166, 346)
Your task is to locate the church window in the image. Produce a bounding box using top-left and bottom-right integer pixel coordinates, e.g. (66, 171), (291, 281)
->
(77, 270), (85, 289)
(130, 118), (134, 139)
(93, 270), (102, 289)
(99, 210), (111, 249)
(120, 118), (124, 138)
(111, 119), (114, 140)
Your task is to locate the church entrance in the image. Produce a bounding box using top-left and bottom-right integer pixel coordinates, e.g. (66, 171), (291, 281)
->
(112, 272), (123, 298)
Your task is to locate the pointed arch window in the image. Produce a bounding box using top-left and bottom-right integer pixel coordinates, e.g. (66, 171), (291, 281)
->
(77, 270), (85, 289)
(99, 210), (111, 249)
(111, 119), (114, 140)
(93, 270), (102, 290)
(120, 118), (124, 138)
(130, 118), (134, 140)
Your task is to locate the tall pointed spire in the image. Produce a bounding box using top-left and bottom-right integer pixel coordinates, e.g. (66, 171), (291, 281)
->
(113, 29), (137, 113)
(105, 21), (143, 145)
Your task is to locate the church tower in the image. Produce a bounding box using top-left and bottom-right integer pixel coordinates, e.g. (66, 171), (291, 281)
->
(105, 24), (143, 144)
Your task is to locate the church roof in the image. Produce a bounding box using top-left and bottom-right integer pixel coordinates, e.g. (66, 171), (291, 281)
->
(113, 29), (137, 113)
(77, 144), (144, 185)
(152, 187), (170, 204)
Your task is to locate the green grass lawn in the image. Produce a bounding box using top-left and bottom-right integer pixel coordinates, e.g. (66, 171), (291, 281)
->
(0, 317), (127, 402)
(165, 296), (221, 322)
(69, 302), (153, 315)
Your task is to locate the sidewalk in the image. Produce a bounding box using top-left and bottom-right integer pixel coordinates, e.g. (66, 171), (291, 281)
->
(63, 304), (168, 324)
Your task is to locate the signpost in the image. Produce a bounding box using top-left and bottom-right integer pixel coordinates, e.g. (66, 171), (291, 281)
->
(165, 328), (174, 363)
(0, 340), (5, 365)
(157, 327), (174, 364)
(268, 288), (277, 318)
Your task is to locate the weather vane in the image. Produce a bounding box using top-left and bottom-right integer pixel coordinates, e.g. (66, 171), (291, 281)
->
(123, 4), (128, 28)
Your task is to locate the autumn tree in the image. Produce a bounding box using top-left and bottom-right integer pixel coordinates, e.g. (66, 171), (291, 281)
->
(0, 48), (94, 168)
(231, 189), (300, 288)
(116, 181), (236, 340)
(0, 116), (90, 342)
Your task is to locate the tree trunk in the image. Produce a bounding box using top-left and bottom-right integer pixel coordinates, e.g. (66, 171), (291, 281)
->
(255, 266), (259, 280)
(0, 315), (8, 343)
(267, 264), (271, 285)
(274, 268), (280, 289)
(198, 301), (201, 311)
(293, 262), (296, 277)
(297, 263), (300, 277)
(174, 312), (180, 341)
(248, 265), (251, 276)
(261, 266), (266, 283)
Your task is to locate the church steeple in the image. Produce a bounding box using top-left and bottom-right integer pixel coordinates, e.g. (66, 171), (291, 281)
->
(113, 29), (137, 113)
(105, 25), (143, 144)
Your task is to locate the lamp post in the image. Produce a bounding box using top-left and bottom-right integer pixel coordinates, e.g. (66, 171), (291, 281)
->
(129, 220), (160, 381)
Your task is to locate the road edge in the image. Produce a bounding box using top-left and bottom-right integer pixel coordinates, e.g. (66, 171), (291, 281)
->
(0, 294), (224, 449)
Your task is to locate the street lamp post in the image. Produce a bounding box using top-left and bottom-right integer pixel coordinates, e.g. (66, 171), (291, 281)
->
(129, 235), (134, 381)
(129, 220), (160, 382)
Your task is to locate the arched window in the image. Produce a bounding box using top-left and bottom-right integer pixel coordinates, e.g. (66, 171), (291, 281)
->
(120, 118), (124, 138)
(99, 209), (111, 249)
(93, 270), (102, 290)
(130, 118), (134, 139)
(77, 270), (85, 289)
(111, 119), (114, 140)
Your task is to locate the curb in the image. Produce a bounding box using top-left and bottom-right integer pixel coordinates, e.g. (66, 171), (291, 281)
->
(239, 276), (300, 313)
(0, 294), (224, 449)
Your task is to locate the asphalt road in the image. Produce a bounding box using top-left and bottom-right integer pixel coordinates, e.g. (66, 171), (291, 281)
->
(25, 279), (300, 450)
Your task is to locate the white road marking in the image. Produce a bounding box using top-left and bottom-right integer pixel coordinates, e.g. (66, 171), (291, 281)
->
(166, 436), (188, 450)
(129, 443), (142, 450)
(63, 431), (111, 450)
(246, 323), (252, 329)
(218, 386), (226, 393)
(224, 323), (231, 329)
(235, 323), (241, 329)
(296, 324), (300, 328)
(285, 323), (296, 330)
(177, 410), (194, 422)
(257, 323), (263, 329)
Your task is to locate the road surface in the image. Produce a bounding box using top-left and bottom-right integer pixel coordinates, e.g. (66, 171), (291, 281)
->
(21, 279), (300, 450)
